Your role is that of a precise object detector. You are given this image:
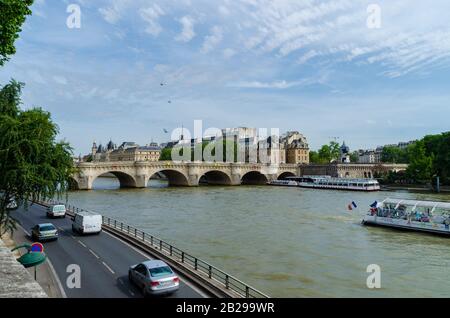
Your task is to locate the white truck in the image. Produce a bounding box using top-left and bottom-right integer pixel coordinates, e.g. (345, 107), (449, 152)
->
(72, 212), (102, 235)
(47, 204), (66, 218)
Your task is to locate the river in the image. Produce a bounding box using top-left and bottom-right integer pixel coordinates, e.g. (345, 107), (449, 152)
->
(64, 178), (450, 298)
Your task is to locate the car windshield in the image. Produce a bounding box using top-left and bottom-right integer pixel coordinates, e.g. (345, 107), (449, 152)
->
(40, 225), (55, 231)
(54, 206), (65, 211)
(149, 266), (173, 277)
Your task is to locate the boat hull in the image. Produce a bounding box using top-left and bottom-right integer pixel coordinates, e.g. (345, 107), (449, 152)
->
(362, 215), (450, 236)
(298, 184), (380, 192)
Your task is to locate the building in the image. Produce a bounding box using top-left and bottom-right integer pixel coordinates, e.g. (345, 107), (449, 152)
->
(358, 147), (383, 164)
(339, 142), (351, 163)
(283, 132), (310, 165)
(109, 145), (161, 162)
(258, 136), (286, 164)
(88, 140), (161, 162)
(222, 127), (257, 141)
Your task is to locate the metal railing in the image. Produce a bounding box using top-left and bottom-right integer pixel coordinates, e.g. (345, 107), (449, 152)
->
(41, 199), (269, 298)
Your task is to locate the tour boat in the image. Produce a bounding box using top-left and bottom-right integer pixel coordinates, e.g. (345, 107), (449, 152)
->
(270, 176), (380, 192)
(362, 198), (450, 236)
(267, 180), (299, 187)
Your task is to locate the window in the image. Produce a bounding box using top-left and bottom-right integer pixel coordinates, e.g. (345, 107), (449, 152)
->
(149, 266), (173, 277)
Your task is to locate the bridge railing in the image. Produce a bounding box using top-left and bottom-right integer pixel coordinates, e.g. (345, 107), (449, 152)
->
(42, 199), (269, 299)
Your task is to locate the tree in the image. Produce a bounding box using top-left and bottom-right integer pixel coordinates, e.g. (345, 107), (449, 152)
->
(350, 151), (359, 163)
(405, 141), (433, 183)
(159, 147), (173, 161)
(381, 146), (409, 163)
(314, 141), (340, 163)
(309, 150), (321, 163)
(0, 0), (34, 66)
(0, 81), (74, 236)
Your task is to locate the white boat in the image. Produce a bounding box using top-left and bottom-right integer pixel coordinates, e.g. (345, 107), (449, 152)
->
(279, 176), (380, 192)
(362, 198), (450, 236)
(268, 180), (299, 187)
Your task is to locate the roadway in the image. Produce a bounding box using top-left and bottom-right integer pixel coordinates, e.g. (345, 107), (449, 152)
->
(11, 204), (207, 298)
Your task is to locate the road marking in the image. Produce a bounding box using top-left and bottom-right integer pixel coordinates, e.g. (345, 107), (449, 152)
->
(71, 235), (76, 240)
(129, 290), (135, 296)
(15, 223), (67, 298)
(78, 240), (87, 248)
(46, 258), (68, 298)
(89, 249), (100, 259)
(103, 231), (209, 298)
(102, 261), (115, 275)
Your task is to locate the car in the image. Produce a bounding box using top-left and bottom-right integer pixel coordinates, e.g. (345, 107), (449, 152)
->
(71, 211), (102, 235)
(128, 260), (180, 297)
(31, 223), (58, 242)
(47, 204), (66, 218)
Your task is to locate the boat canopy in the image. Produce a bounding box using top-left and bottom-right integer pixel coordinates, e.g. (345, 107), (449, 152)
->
(382, 198), (450, 211)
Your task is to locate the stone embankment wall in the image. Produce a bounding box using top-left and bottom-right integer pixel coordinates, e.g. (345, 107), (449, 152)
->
(0, 238), (47, 298)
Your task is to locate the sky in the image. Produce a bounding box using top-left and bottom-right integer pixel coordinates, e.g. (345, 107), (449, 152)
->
(1, 0), (450, 155)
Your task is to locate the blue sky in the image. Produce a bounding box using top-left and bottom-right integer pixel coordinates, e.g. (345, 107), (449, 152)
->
(1, 0), (450, 155)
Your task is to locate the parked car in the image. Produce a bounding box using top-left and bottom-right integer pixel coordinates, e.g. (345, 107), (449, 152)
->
(47, 204), (66, 218)
(129, 260), (180, 296)
(31, 223), (58, 242)
(72, 212), (102, 235)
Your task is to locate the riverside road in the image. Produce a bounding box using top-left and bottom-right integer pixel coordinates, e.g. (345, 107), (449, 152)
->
(11, 204), (206, 298)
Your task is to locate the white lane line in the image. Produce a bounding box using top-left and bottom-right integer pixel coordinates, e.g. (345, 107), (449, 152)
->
(102, 261), (115, 275)
(71, 235), (76, 240)
(103, 231), (209, 298)
(89, 249), (100, 259)
(78, 240), (87, 248)
(46, 258), (68, 298)
(15, 224), (67, 299)
(129, 290), (135, 296)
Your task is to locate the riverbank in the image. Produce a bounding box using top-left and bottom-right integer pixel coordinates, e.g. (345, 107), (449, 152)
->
(381, 184), (450, 193)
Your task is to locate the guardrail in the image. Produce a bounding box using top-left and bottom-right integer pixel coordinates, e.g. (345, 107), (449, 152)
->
(41, 199), (269, 299)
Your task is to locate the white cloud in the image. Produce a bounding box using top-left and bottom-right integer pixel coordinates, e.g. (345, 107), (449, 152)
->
(99, 7), (121, 24)
(139, 4), (165, 37)
(230, 80), (303, 89)
(201, 26), (223, 53)
(53, 75), (68, 85)
(175, 16), (196, 43)
(223, 48), (236, 59)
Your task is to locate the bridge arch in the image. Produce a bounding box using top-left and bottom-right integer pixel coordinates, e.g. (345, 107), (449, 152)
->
(198, 170), (232, 186)
(149, 169), (190, 187)
(277, 171), (296, 180)
(241, 171), (268, 185)
(92, 171), (138, 189)
(68, 177), (80, 190)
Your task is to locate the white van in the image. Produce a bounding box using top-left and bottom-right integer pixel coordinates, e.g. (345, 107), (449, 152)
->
(47, 204), (66, 218)
(72, 212), (102, 235)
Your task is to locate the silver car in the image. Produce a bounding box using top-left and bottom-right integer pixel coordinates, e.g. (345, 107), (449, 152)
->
(128, 260), (179, 296)
(31, 223), (58, 241)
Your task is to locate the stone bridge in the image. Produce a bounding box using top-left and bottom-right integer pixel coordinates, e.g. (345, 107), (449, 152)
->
(70, 161), (301, 190)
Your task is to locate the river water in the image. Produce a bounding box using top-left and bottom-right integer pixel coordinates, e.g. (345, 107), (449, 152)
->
(64, 178), (450, 298)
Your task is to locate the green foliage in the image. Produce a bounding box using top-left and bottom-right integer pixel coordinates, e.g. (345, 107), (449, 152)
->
(349, 151), (359, 163)
(159, 147), (173, 161)
(0, 80), (74, 236)
(310, 141), (340, 163)
(0, 0), (34, 66)
(405, 141), (433, 183)
(381, 146), (409, 163)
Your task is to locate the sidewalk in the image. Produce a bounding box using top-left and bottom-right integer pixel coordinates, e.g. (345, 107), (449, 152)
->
(2, 227), (64, 298)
